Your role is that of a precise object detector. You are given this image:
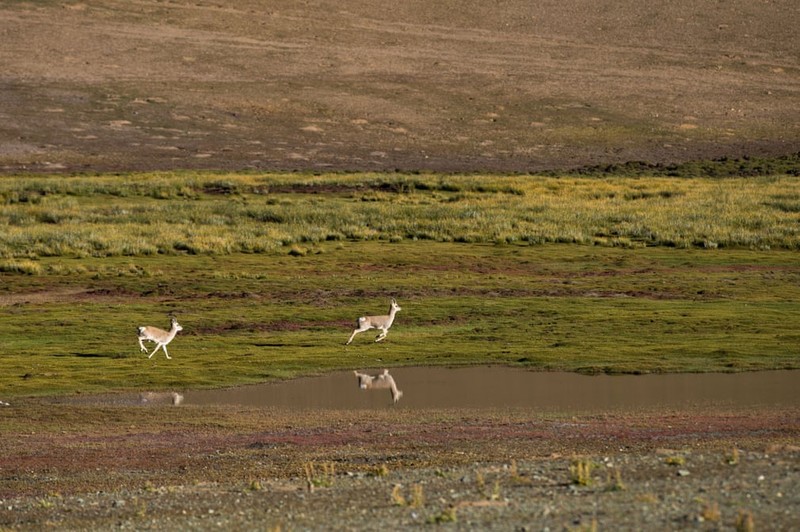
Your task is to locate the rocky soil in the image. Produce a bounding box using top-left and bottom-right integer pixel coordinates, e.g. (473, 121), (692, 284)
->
(1, 402), (798, 530)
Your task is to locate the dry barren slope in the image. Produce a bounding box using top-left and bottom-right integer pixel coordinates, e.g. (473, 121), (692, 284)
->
(1, 0), (798, 174)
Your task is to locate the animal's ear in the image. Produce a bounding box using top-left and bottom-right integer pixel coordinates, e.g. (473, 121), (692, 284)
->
(383, 369), (389, 375)
(353, 370), (359, 376)
(391, 298), (397, 304)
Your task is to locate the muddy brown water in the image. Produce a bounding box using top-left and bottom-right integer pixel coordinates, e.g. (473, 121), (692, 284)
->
(180, 367), (800, 411)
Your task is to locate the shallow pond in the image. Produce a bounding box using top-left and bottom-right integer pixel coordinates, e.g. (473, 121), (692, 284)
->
(181, 367), (800, 411)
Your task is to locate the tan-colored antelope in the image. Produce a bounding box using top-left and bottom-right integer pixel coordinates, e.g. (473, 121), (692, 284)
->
(137, 317), (183, 359)
(354, 369), (403, 403)
(346, 298), (402, 345)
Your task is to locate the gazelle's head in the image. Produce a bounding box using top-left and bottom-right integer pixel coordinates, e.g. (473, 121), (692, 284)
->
(390, 298), (402, 312)
(170, 317), (184, 332)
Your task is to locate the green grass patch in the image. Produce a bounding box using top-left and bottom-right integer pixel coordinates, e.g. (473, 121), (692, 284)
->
(2, 171), (800, 397)
(1, 238), (799, 398)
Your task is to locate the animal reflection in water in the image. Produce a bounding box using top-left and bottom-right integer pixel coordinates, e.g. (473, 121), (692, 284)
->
(139, 391), (184, 406)
(354, 369), (403, 403)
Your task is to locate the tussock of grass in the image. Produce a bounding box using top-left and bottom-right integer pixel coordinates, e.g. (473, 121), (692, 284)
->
(570, 458), (596, 486)
(304, 462), (335, 491)
(736, 510), (755, 532)
(2, 171), (800, 260)
(390, 483), (425, 508)
(0, 259), (42, 275)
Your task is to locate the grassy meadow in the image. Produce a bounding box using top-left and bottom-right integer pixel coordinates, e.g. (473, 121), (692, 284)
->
(2, 170), (800, 397)
(2, 170), (800, 259)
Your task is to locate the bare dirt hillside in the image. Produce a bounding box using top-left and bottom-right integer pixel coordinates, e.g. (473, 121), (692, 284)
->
(1, 0), (798, 174)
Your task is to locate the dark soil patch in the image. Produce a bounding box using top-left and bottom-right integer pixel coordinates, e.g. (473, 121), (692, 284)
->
(193, 319), (354, 335)
(84, 287), (144, 298)
(266, 183), (365, 195)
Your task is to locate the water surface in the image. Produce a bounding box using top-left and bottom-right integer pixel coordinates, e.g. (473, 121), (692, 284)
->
(183, 367), (800, 411)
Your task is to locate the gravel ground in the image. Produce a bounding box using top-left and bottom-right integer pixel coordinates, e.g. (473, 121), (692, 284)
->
(1, 402), (798, 530)
(9, 451), (796, 531)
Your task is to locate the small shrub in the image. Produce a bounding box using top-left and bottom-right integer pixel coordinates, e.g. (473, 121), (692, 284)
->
(472, 469), (503, 499)
(370, 464), (390, 477)
(736, 510), (755, 532)
(570, 458), (596, 486)
(605, 468), (626, 492)
(390, 483), (424, 508)
(507, 459), (531, 485)
(37, 498), (55, 509)
(490, 479), (501, 501)
(410, 484), (425, 508)
(701, 501), (721, 522)
(390, 484), (406, 506)
(726, 448), (740, 465)
(304, 461), (334, 491)
(428, 506), (457, 524)
(664, 455), (686, 466)
(475, 470), (485, 490)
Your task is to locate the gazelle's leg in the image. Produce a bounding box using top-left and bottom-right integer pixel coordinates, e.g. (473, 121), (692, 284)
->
(148, 344), (162, 359)
(346, 329), (362, 345)
(375, 329), (387, 342)
(163, 345), (171, 360)
(138, 338), (148, 352)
